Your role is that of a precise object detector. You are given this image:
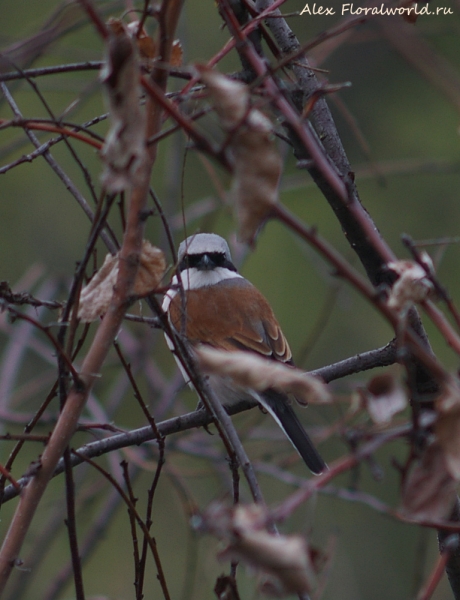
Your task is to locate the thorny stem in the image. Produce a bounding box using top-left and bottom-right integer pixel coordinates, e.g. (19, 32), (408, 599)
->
(121, 461), (142, 599)
(0, 0), (184, 592)
(75, 451), (171, 600)
(273, 204), (449, 383)
(219, 0), (347, 202)
(63, 448), (86, 600)
(112, 341), (166, 598)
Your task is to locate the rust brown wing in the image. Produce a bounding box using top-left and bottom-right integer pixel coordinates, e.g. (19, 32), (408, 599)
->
(168, 278), (292, 363)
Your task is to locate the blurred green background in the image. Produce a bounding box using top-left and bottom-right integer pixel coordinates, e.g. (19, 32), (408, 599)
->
(1, 0), (460, 598)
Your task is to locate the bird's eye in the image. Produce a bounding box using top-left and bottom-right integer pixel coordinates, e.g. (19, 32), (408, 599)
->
(212, 253), (225, 266)
(178, 254), (202, 271)
(188, 255), (204, 268)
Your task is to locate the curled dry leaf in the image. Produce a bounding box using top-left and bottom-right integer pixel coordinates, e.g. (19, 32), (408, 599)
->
(78, 241), (166, 322)
(197, 66), (248, 129)
(125, 22), (181, 69)
(401, 442), (457, 521)
(364, 371), (407, 425)
(100, 19), (146, 193)
(435, 379), (460, 479)
(134, 241), (167, 296)
(126, 21), (156, 71)
(170, 39), (183, 67)
(199, 503), (316, 597)
(197, 65), (282, 246)
(196, 346), (332, 406)
(386, 255), (434, 313)
(78, 252), (118, 323)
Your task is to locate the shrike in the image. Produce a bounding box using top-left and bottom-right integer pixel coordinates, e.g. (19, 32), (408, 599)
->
(162, 233), (326, 474)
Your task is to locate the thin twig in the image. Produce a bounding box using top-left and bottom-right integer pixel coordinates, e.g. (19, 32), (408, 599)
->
(0, 118), (102, 149)
(42, 487), (123, 600)
(0, 299), (80, 382)
(0, 61), (103, 82)
(0, 82), (118, 255)
(417, 542), (454, 600)
(121, 461), (142, 598)
(74, 451), (171, 600)
(63, 448), (86, 600)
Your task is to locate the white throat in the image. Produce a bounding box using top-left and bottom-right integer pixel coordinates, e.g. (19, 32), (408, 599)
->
(162, 267), (242, 312)
(180, 266), (242, 290)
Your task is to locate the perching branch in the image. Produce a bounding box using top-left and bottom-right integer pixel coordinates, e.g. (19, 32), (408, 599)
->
(0, 341), (399, 505)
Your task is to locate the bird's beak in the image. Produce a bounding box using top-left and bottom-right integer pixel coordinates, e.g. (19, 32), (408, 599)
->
(199, 253), (214, 270)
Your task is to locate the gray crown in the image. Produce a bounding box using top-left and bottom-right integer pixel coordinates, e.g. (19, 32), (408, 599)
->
(178, 233), (232, 261)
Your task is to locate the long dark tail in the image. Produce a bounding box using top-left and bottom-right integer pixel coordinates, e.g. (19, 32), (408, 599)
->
(259, 389), (327, 474)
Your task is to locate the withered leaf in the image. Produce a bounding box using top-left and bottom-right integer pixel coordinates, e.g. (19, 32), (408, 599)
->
(387, 256), (434, 313)
(197, 66), (282, 245)
(197, 66), (248, 128)
(200, 503), (316, 597)
(134, 241), (167, 297)
(401, 442), (457, 521)
(171, 39), (183, 67)
(78, 241), (165, 322)
(78, 252), (118, 323)
(126, 21), (156, 71)
(231, 119), (281, 247)
(365, 371), (407, 425)
(196, 346), (331, 405)
(100, 19), (146, 193)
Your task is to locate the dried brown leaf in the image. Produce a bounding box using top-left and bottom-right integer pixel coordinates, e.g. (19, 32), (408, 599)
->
(197, 66), (249, 128)
(365, 371), (407, 425)
(100, 19), (146, 193)
(435, 380), (460, 479)
(387, 256), (434, 312)
(231, 119), (282, 246)
(134, 240), (167, 296)
(170, 39), (183, 67)
(78, 241), (165, 322)
(197, 66), (282, 245)
(201, 504), (316, 597)
(401, 442), (457, 521)
(126, 21), (156, 70)
(78, 253), (118, 323)
(196, 346), (331, 405)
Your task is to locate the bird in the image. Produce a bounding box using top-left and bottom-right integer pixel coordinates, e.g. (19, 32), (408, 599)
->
(162, 233), (326, 474)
